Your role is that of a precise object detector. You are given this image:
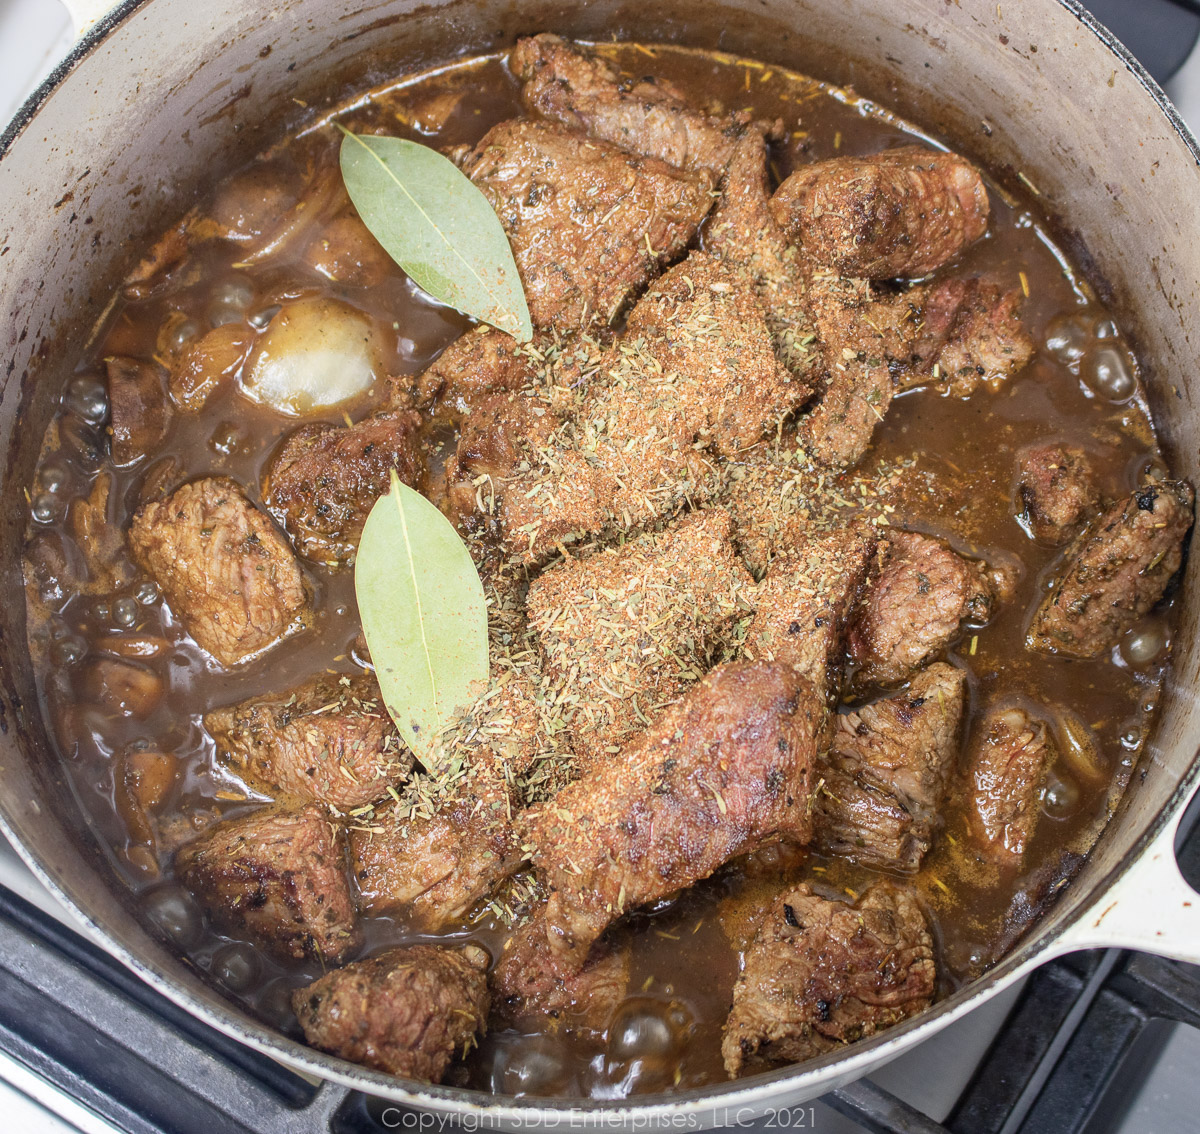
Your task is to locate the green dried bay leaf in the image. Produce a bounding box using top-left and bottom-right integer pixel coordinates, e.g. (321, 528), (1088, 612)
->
(338, 129), (533, 342)
(355, 471), (489, 768)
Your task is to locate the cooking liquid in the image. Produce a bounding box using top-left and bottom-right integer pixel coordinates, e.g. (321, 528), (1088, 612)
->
(21, 44), (1177, 1097)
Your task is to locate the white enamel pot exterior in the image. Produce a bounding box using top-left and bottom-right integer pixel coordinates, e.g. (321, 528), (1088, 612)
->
(2, 0), (1200, 1126)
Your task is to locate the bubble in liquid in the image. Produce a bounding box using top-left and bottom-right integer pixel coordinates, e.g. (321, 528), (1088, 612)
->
(1121, 620), (1168, 667)
(257, 978), (298, 1030)
(38, 461), (71, 495)
(209, 422), (245, 456)
(211, 942), (262, 993)
(207, 277), (254, 326)
(136, 581), (160, 605)
(166, 316), (200, 352)
(247, 304), (282, 330)
(491, 1036), (569, 1096)
(30, 493), (60, 524)
(1042, 771), (1081, 819)
(143, 885), (204, 949)
(113, 597), (140, 628)
(64, 374), (110, 425)
(1081, 346), (1135, 401)
(1043, 312), (1092, 364)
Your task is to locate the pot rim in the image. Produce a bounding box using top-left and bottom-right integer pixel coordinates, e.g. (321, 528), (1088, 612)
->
(2, 0), (1199, 1117)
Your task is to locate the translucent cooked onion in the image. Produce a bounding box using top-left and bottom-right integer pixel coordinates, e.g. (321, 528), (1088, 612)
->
(241, 298), (383, 414)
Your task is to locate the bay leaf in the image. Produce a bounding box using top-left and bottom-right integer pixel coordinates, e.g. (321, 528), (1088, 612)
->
(338, 129), (533, 342)
(354, 470), (489, 768)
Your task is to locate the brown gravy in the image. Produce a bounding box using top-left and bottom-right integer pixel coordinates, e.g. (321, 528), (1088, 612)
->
(22, 43), (1176, 1097)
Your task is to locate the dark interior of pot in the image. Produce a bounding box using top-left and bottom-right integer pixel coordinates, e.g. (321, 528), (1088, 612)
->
(0, 0), (1198, 1111)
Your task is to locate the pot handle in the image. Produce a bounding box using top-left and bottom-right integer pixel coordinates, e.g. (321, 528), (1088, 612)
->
(1056, 788), (1200, 964)
(60, 1), (121, 36)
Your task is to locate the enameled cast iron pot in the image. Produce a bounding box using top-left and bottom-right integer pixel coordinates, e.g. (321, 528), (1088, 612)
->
(3, 0), (1200, 1125)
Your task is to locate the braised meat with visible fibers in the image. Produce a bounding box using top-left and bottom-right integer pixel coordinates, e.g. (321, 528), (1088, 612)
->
(770, 146), (989, 278)
(491, 910), (632, 1034)
(815, 663), (965, 872)
(967, 704), (1056, 865)
(416, 326), (539, 412)
(850, 530), (999, 687)
(511, 34), (744, 175)
(463, 118), (714, 329)
(129, 476), (310, 667)
(1016, 443), (1100, 545)
(262, 410), (425, 565)
(722, 881), (935, 1075)
(175, 805), (359, 962)
(523, 661), (822, 967)
(1028, 480), (1194, 658)
(292, 945), (489, 1081)
(743, 526), (878, 701)
(527, 508), (753, 755)
(204, 672), (411, 809)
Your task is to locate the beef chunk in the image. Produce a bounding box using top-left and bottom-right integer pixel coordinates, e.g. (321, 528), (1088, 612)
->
(107, 357), (172, 465)
(175, 805), (359, 962)
(292, 944), (489, 1081)
(967, 704), (1056, 865)
(490, 910), (632, 1034)
(262, 410), (425, 566)
(743, 526), (878, 702)
(722, 881), (935, 1075)
(850, 530), (997, 687)
(349, 776), (521, 929)
(415, 326), (539, 412)
(814, 662), (965, 872)
(511, 34), (744, 175)
(800, 274), (923, 468)
(462, 118), (714, 330)
(1028, 480), (1193, 658)
(1017, 443), (1100, 545)
(129, 477), (310, 667)
(499, 253), (810, 561)
(205, 673), (411, 809)
(770, 146), (989, 278)
(527, 508), (753, 755)
(522, 660), (822, 966)
(907, 278), (1033, 396)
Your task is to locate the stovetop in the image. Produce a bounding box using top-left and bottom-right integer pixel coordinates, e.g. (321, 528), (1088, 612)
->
(3, 2), (1200, 1132)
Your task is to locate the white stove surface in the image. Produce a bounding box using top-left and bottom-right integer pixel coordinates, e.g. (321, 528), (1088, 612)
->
(1, 3), (1199, 1132)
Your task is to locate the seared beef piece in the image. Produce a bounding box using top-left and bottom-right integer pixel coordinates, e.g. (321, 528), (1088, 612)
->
(416, 326), (539, 412)
(706, 129), (818, 385)
(262, 410), (425, 566)
(849, 530), (997, 688)
(292, 944), (489, 1081)
(462, 118), (714, 330)
(523, 660), (822, 967)
(814, 663), (965, 872)
(967, 704), (1056, 865)
(300, 209), (395, 289)
(906, 278), (1033, 397)
(770, 146), (989, 278)
(205, 673), (411, 809)
(510, 34), (744, 175)
(527, 509), (753, 756)
(106, 357), (172, 466)
(743, 527), (878, 702)
(499, 253), (810, 562)
(1028, 480), (1194, 658)
(1016, 443), (1100, 545)
(129, 477), (310, 667)
(722, 881), (935, 1075)
(175, 804), (359, 962)
(800, 274), (923, 468)
(490, 909), (631, 1034)
(169, 325), (253, 413)
(350, 777), (522, 929)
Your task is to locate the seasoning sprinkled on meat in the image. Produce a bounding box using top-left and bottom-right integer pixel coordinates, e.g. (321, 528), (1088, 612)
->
(850, 530), (998, 688)
(523, 660), (822, 966)
(292, 944), (489, 1081)
(722, 881), (935, 1075)
(106, 357), (172, 466)
(743, 526), (877, 702)
(463, 118), (714, 330)
(770, 146), (989, 279)
(262, 410), (425, 566)
(1016, 443), (1100, 545)
(175, 804), (359, 962)
(205, 672), (412, 809)
(527, 508), (754, 756)
(415, 326), (541, 413)
(967, 704), (1056, 865)
(129, 476), (310, 667)
(511, 34), (746, 175)
(814, 662), (965, 872)
(1027, 480), (1194, 658)
(491, 909), (631, 1034)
